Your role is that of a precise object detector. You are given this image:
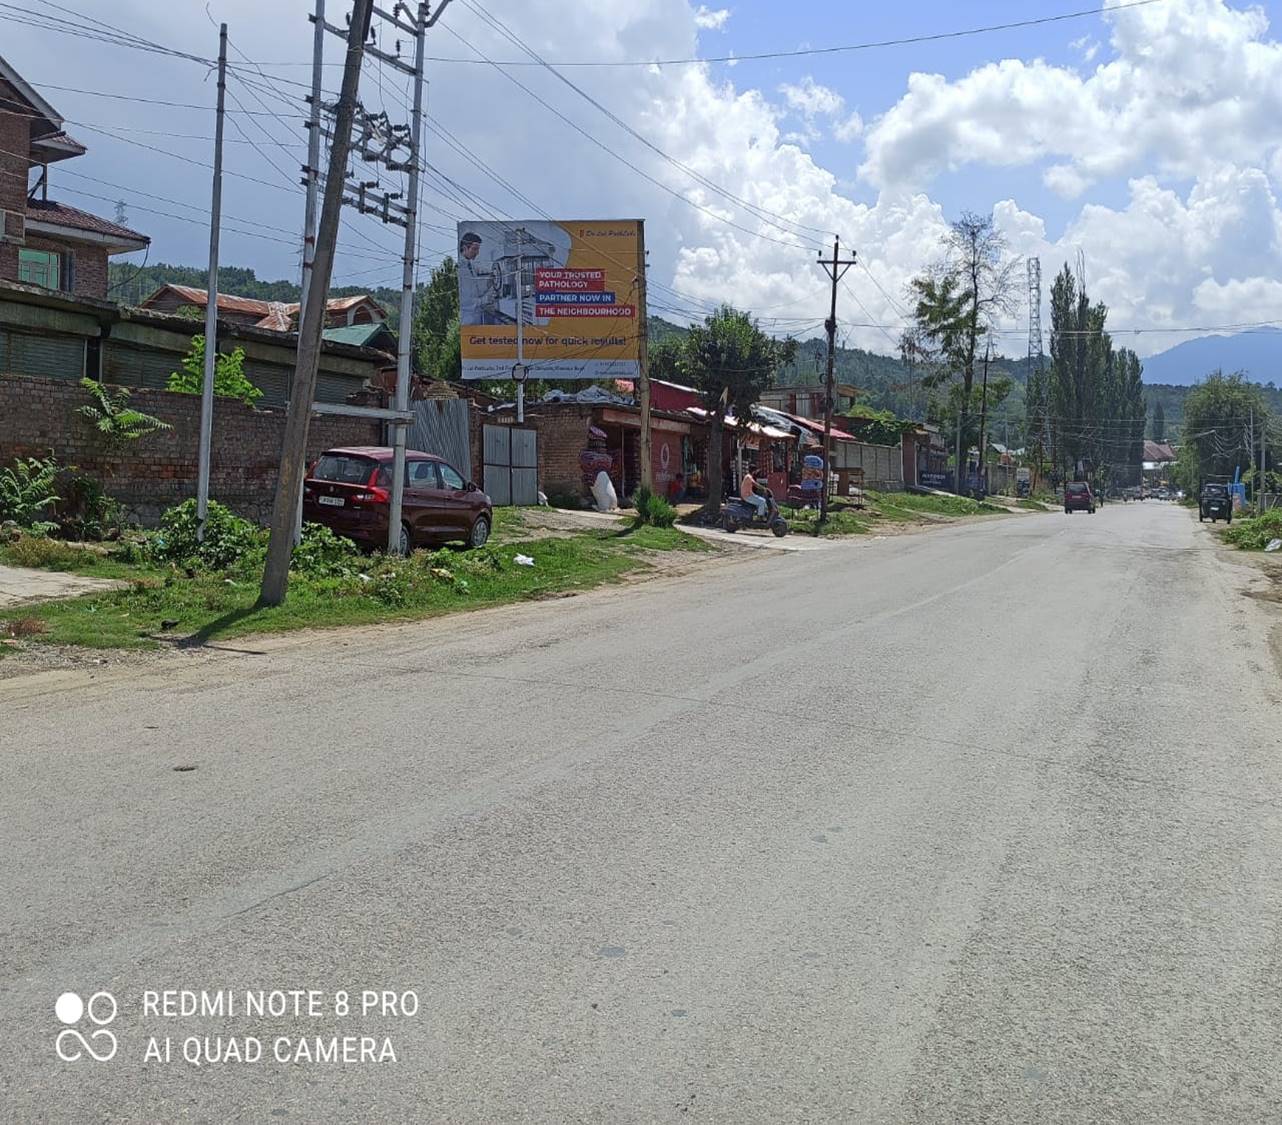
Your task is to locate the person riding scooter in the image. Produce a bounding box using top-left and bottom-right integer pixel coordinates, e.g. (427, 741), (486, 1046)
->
(740, 469), (768, 521)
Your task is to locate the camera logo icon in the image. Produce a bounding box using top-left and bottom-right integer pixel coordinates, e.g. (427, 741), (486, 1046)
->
(55, 991), (118, 1062)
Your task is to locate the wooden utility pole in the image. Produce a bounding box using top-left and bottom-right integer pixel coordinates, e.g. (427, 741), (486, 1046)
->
(260, 0), (373, 605)
(816, 238), (856, 524)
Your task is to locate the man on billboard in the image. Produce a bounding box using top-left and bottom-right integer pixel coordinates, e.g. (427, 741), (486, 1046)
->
(458, 231), (499, 325)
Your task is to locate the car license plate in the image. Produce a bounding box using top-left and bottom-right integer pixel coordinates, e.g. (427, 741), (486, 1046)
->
(318, 495), (344, 507)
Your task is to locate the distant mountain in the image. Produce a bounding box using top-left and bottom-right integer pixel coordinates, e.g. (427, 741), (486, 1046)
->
(1140, 328), (1282, 387)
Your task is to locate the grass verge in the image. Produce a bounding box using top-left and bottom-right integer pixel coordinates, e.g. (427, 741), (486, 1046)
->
(1222, 509), (1282, 551)
(2, 523), (709, 652)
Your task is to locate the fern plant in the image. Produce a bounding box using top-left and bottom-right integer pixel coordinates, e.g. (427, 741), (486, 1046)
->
(78, 378), (171, 446)
(0, 456), (61, 528)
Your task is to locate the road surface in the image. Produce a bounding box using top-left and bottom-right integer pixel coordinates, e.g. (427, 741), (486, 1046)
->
(2, 502), (1280, 1123)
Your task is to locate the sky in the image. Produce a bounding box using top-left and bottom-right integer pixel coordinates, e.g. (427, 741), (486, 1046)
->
(7, 0), (1282, 359)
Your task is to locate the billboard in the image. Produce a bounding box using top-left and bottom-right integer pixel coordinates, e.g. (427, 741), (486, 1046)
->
(457, 219), (644, 381)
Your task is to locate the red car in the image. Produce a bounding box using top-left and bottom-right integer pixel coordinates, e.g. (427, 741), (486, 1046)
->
(1064, 480), (1095, 514)
(303, 446), (492, 553)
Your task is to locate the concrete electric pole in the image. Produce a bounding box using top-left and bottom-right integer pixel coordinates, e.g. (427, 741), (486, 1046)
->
(195, 24), (227, 542)
(816, 238), (856, 525)
(260, 0), (374, 606)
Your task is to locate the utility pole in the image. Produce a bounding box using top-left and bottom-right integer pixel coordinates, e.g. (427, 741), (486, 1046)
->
(638, 223), (652, 492)
(1249, 407), (1255, 508)
(976, 341), (991, 497)
(195, 24), (227, 543)
(301, 0), (325, 304)
(816, 238), (856, 524)
(386, 2), (428, 554)
(514, 226), (525, 424)
(260, 0), (373, 605)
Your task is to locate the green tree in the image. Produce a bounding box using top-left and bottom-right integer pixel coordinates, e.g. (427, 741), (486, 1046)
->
(413, 257), (460, 381)
(1176, 371), (1270, 488)
(647, 336), (686, 383)
(1152, 399), (1165, 442)
(166, 336), (261, 407)
(683, 306), (795, 517)
(901, 212), (1019, 493)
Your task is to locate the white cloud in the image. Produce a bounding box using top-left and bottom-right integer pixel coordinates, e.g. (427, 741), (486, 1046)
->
(834, 112), (864, 144)
(1069, 35), (1100, 63)
(778, 77), (845, 118)
(13, 0), (1280, 362)
(860, 0), (1282, 195)
(693, 5), (730, 31)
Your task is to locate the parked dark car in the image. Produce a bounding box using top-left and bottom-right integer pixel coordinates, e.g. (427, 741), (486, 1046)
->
(1198, 482), (1232, 524)
(1064, 480), (1095, 514)
(303, 446), (492, 553)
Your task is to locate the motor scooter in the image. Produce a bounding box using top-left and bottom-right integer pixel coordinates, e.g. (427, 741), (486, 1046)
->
(721, 488), (789, 537)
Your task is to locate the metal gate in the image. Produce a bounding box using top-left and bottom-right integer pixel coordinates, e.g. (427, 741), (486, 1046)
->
(483, 424), (538, 506)
(407, 399), (472, 479)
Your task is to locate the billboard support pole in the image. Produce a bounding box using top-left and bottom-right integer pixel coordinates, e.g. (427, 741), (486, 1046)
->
(638, 221), (652, 494)
(515, 226), (525, 424)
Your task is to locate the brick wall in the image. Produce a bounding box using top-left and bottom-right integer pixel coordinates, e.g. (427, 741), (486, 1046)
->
(0, 110), (29, 287)
(22, 234), (109, 300)
(0, 372), (381, 525)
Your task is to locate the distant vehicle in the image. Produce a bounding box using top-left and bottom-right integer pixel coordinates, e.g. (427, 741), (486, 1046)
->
(303, 446), (493, 554)
(1064, 480), (1095, 514)
(1199, 482), (1232, 524)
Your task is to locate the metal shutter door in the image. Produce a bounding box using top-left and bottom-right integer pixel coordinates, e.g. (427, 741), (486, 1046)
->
(4, 332), (84, 380)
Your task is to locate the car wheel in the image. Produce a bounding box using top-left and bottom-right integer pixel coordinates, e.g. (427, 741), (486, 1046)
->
(1064, 507), (1071, 514)
(397, 522), (411, 556)
(1199, 513), (1204, 522)
(468, 515), (490, 549)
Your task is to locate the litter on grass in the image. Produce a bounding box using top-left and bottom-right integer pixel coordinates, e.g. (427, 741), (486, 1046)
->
(514, 554), (535, 567)
(1266, 538), (1281, 552)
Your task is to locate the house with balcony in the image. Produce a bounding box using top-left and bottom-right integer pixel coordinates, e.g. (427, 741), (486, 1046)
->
(0, 55), (149, 299)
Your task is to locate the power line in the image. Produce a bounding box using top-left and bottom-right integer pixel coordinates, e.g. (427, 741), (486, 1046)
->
(462, 0), (831, 246)
(438, 21), (817, 253)
(242, 0), (1166, 69)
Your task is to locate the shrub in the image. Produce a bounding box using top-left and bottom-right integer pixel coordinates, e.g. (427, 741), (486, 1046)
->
(642, 494), (677, 527)
(631, 485), (653, 516)
(0, 455), (61, 528)
(166, 335), (262, 407)
(54, 472), (123, 542)
(291, 522), (362, 578)
(77, 378), (170, 445)
(1223, 509), (1282, 551)
(5, 535), (83, 571)
(150, 499), (263, 570)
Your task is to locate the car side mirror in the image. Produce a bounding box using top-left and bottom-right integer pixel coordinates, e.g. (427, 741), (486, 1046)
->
(465, 480), (478, 491)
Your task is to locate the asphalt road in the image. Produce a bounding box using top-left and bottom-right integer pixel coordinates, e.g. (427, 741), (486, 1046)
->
(3, 501), (1280, 1123)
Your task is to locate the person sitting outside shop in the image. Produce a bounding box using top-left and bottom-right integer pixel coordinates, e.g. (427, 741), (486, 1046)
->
(740, 469), (768, 520)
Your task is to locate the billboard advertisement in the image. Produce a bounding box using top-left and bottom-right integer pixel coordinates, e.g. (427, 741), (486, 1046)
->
(457, 219), (644, 381)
